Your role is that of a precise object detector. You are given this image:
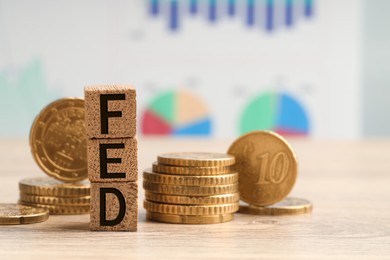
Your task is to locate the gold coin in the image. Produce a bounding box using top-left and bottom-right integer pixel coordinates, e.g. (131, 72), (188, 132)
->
(145, 191), (240, 205)
(157, 152), (235, 167)
(152, 162), (232, 176)
(19, 201), (89, 215)
(143, 181), (238, 196)
(146, 211), (234, 224)
(30, 98), (87, 182)
(238, 197), (313, 215)
(144, 200), (239, 215)
(228, 130), (298, 206)
(143, 169), (239, 186)
(19, 177), (90, 197)
(19, 193), (90, 206)
(0, 204), (49, 225)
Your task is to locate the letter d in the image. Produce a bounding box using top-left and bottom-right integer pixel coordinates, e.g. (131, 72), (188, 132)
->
(100, 188), (126, 226)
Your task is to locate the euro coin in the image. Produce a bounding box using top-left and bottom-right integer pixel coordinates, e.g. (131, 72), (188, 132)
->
(145, 191), (240, 205)
(143, 169), (239, 186)
(19, 201), (89, 215)
(19, 193), (90, 206)
(238, 197), (312, 215)
(143, 181), (238, 196)
(19, 177), (90, 197)
(144, 200), (239, 215)
(152, 162), (232, 176)
(146, 212), (234, 224)
(30, 98), (87, 182)
(228, 130), (298, 206)
(157, 152), (235, 167)
(0, 204), (49, 225)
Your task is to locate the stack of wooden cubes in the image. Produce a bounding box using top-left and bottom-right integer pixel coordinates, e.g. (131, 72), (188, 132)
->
(85, 85), (138, 231)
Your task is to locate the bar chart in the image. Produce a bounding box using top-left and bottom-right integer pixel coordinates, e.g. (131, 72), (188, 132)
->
(148, 0), (314, 32)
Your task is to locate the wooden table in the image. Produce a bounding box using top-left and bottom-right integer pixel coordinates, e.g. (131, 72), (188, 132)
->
(1, 138), (389, 259)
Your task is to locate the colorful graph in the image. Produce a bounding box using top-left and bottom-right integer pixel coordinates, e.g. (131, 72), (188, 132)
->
(148, 0), (314, 32)
(142, 90), (212, 136)
(0, 60), (59, 136)
(240, 91), (309, 136)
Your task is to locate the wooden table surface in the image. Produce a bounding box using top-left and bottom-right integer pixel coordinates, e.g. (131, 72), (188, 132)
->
(0, 138), (389, 259)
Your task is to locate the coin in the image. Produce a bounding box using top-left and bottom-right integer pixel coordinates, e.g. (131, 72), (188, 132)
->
(19, 193), (90, 206)
(157, 152), (235, 167)
(143, 181), (238, 196)
(238, 197), (312, 215)
(48, 207), (89, 215)
(145, 191), (240, 205)
(143, 169), (239, 186)
(152, 162), (232, 176)
(30, 98), (87, 182)
(228, 130), (298, 206)
(0, 204), (49, 225)
(144, 200), (239, 215)
(19, 201), (90, 215)
(19, 177), (90, 197)
(146, 212), (234, 224)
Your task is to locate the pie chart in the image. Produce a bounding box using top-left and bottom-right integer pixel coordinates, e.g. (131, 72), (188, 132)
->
(240, 92), (310, 136)
(141, 90), (212, 136)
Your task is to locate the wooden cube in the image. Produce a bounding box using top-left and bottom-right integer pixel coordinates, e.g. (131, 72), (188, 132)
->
(87, 138), (138, 182)
(85, 85), (136, 139)
(90, 182), (138, 231)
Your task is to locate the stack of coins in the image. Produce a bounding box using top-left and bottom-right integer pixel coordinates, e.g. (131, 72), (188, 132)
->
(143, 152), (239, 224)
(19, 177), (90, 215)
(21, 98), (90, 215)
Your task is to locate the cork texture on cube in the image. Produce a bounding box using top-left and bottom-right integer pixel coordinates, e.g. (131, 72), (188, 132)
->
(85, 85), (136, 139)
(90, 182), (138, 231)
(87, 137), (138, 182)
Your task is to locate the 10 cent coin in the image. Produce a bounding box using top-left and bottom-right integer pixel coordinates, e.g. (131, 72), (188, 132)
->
(228, 131), (298, 206)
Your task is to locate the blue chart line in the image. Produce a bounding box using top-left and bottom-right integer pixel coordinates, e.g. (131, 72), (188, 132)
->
(286, 0), (293, 26)
(169, 0), (178, 30)
(266, 0), (274, 31)
(209, 0), (217, 22)
(150, 0), (159, 16)
(190, 0), (198, 14)
(148, 0), (314, 33)
(228, 0), (236, 16)
(305, 0), (313, 17)
(247, 0), (255, 26)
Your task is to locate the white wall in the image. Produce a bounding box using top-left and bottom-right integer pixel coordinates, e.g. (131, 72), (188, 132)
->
(0, 0), (366, 138)
(362, 0), (390, 136)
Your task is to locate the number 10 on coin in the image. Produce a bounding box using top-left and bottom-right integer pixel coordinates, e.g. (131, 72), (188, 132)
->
(255, 152), (289, 185)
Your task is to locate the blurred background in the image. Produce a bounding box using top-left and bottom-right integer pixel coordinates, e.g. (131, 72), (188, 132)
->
(0, 0), (388, 139)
